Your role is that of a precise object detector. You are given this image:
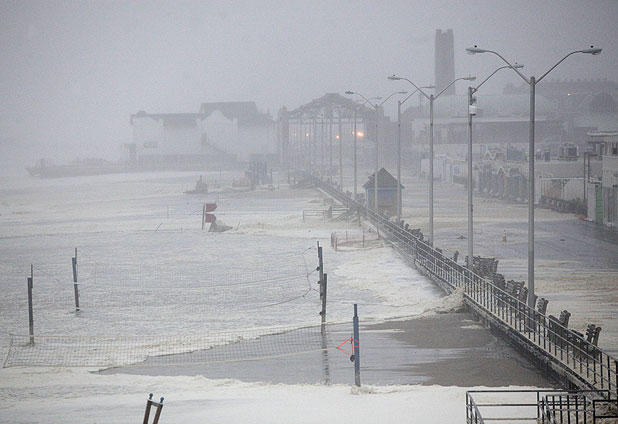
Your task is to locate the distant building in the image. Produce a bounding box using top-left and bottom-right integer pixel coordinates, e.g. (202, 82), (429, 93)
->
(130, 112), (208, 168)
(435, 29), (455, 96)
(363, 168), (404, 217)
(586, 131), (618, 227)
(129, 101), (276, 168)
(199, 102), (277, 163)
(403, 93), (562, 147)
(504, 78), (618, 143)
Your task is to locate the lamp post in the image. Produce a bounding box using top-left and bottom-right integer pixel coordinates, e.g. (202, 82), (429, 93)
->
(395, 85), (434, 223)
(466, 64), (524, 269)
(389, 75), (476, 245)
(351, 97), (380, 200)
(466, 45), (602, 308)
(346, 90), (407, 214)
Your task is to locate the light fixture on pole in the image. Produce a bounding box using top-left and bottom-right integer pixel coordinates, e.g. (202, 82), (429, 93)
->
(350, 97), (381, 201)
(394, 85), (434, 223)
(389, 75), (476, 245)
(466, 64), (524, 270)
(466, 44), (601, 308)
(346, 90), (407, 214)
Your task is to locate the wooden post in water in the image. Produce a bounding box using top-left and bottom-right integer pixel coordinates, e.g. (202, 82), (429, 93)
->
(27, 265), (34, 344)
(353, 303), (360, 387)
(72, 248), (80, 311)
(317, 242), (327, 333)
(317, 242), (324, 291)
(321, 274), (328, 333)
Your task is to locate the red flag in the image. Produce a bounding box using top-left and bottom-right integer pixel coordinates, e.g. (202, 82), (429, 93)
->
(204, 213), (217, 223)
(205, 203), (217, 212)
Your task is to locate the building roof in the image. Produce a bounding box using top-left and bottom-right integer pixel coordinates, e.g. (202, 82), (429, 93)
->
(362, 168), (404, 189)
(574, 112), (618, 132)
(130, 112), (203, 126)
(403, 94), (556, 121)
(289, 92), (374, 120)
(199, 101), (274, 126)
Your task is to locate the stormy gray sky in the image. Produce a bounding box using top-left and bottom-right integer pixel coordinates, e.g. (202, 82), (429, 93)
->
(1, 0), (617, 172)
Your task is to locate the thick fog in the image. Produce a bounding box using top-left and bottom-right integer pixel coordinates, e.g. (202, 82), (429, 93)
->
(1, 0), (617, 175)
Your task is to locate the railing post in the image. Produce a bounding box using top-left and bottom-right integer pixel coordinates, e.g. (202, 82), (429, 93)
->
(353, 303), (360, 387)
(614, 359), (618, 397)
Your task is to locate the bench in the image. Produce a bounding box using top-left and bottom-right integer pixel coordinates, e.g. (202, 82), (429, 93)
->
(570, 324), (602, 360)
(548, 310), (571, 349)
(504, 280), (524, 308)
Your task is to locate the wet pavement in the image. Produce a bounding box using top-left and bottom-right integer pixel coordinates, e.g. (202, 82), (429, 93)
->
(102, 313), (555, 387)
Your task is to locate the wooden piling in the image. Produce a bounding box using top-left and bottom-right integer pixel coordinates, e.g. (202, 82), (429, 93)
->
(27, 265), (34, 344)
(72, 248), (80, 311)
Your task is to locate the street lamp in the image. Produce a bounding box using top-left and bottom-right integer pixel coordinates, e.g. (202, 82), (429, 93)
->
(466, 64), (524, 270)
(389, 75), (476, 245)
(395, 85), (434, 223)
(350, 97), (381, 200)
(466, 45), (602, 309)
(346, 90), (407, 214)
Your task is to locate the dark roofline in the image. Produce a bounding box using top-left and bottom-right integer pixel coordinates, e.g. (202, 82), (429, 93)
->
(362, 168), (404, 189)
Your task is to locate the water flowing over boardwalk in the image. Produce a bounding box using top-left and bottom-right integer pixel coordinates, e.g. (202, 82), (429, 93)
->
(309, 173), (618, 397)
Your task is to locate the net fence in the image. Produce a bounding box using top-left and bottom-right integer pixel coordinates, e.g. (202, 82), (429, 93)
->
(4, 323), (347, 368)
(3, 244), (331, 368)
(330, 229), (381, 251)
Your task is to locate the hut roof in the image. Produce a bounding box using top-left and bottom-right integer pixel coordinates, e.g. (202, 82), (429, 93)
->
(362, 168), (404, 189)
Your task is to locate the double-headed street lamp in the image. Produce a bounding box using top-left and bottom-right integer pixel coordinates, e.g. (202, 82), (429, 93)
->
(345, 90), (407, 214)
(466, 45), (602, 309)
(466, 64), (524, 270)
(351, 97), (381, 200)
(389, 75), (476, 245)
(395, 85), (434, 223)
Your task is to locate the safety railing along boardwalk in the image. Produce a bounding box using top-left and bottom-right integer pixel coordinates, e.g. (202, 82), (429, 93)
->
(466, 389), (618, 424)
(307, 173), (618, 397)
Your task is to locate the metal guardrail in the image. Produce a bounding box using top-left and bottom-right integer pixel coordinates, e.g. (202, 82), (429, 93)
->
(540, 392), (618, 423)
(307, 173), (618, 397)
(466, 390), (618, 424)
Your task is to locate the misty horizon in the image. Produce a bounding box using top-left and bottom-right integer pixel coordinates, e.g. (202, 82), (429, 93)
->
(1, 0), (617, 175)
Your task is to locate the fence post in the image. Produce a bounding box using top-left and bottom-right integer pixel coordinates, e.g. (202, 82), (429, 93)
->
(353, 303), (361, 387)
(72, 248), (80, 311)
(317, 242), (327, 333)
(27, 265), (34, 344)
(321, 274), (328, 333)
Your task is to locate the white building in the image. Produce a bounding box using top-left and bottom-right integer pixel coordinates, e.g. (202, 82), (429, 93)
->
(129, 112), (207, 168)
(587, 131), (618, 226)
(129, 102), (276, 168)
(199, 102), (277, 163)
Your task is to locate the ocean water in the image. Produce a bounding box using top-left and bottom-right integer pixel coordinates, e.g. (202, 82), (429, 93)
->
(0, 170), (444, 367)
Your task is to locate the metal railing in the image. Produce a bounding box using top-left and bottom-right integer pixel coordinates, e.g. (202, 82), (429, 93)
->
(467, 390), (618, 424)
(540, 392), (618, 423)
(308, 173), (618, 397)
